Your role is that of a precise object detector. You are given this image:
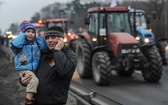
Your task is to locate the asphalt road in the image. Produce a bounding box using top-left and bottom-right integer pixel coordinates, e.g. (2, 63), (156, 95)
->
(72, 65), (168, 105)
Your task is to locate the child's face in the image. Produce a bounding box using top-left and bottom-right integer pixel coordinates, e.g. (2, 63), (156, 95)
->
(25, 29), (35, 41)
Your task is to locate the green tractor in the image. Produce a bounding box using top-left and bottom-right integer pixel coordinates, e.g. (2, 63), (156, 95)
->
(76, 6), (163, 85)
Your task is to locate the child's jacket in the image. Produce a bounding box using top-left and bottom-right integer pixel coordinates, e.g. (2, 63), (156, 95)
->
(10, 33), (48, 71)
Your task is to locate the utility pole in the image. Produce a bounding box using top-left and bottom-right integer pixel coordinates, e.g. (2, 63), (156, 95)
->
(165, 0), (167, 38)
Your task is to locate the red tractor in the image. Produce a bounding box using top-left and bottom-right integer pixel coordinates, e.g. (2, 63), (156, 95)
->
(76, 6), (163, 85)
(42, 18), (78, 51)
(32, 22), (45, 37)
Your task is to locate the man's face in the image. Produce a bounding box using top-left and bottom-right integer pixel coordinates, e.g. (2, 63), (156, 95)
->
(25, 29), (35, 41)
(45, 35), (60, 50)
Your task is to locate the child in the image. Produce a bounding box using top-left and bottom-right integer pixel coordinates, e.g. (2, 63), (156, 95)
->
(10, 20), (48, 105)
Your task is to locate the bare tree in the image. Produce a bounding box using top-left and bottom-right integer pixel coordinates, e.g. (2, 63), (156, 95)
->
(146, 0), (165, 39)
(40, 6), (53, 19)
(30, 12), (41, 23)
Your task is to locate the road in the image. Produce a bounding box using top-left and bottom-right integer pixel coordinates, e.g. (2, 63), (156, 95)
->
(72, 65), (168, 105)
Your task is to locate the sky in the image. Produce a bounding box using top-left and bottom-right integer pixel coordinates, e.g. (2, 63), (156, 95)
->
(0, 0), (71, 33)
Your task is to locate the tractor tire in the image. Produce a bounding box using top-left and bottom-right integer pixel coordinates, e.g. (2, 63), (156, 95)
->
(92, 51), (112, 85)
(141, 47), (163, 82)
(68, 39), (77, 53)
(157, 41), (167, 65)
(76, 39), (92, 78)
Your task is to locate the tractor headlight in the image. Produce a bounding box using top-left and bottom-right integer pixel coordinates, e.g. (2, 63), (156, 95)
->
(68, 32), (72, 36)
(121, 48), (140, 54)
(64, 37), (67, 43)
(135, 36), (140, 41)
(144, 38), (150, 43)
(92, 37), (97, 41)
(165, 45), (168, 50)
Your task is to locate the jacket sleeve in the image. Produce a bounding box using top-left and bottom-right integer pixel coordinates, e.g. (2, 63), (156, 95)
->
(36, 35), (48, 51)
(10, 33), (26, 54)
(53, 47), (77, 77)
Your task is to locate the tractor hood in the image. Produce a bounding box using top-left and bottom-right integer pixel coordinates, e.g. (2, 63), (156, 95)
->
(136, 26), (153, 35)
(136, 26), (155, 45)
(108, 32), (139, 56)
(109, 32), (138, 44)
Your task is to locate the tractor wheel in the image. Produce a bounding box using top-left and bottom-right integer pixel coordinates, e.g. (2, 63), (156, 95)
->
(117, 55), (134, 77)
(92, 51), (112, 85)
(68, 39), (77, 52)
(157, 41), (167, 65)
(76, 39), (92, 78)
(141, 47), (163, 82)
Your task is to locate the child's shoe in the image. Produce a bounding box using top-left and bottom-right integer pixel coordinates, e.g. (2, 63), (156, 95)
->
(25, 98), (35, 105)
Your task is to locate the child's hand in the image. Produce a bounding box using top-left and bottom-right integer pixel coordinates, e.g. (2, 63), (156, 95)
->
(55, 38), (64, 50)
(21, 74), (32, 85)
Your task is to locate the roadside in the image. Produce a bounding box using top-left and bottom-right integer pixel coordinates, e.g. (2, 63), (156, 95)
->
(0, 48), (25, 105)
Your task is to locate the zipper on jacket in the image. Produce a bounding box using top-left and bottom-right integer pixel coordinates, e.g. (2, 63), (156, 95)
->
(31, 44), (33, 70)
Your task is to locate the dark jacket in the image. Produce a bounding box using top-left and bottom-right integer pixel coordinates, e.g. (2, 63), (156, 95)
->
(34, 46), (77, 105)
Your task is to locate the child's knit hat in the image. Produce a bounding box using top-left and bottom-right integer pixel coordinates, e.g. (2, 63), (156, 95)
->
(21, 20), (36, 33)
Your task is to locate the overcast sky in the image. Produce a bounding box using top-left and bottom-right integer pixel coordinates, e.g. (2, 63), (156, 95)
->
(0, 0), (71, 33)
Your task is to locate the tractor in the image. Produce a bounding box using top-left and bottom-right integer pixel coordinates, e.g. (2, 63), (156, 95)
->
(76, 6), (163, 85)
(129, 9), (168, 65)
(32, 22), (45, 37)
(42, 18), (78, 51)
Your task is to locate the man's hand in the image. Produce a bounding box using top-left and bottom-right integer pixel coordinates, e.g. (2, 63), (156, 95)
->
(55, 37), (64, 50)
(21, 74), (32, 86)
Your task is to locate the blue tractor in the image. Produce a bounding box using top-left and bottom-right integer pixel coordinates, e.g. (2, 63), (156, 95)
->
(129, 9), (168, 65)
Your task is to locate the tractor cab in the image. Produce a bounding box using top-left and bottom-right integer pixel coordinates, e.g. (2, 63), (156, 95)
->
(43, 18), (68, 43)
(44, 18), (67, 31)
(32, 23), (45, 37)
(84, 7), (135, 52)
(129, 9), (148, 29)
(42, 18), (78, 50)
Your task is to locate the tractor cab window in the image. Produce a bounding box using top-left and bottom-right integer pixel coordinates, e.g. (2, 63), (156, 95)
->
(99, 13), (106, 36)
(48, 22), (66, 29)
(98, 13), (107, 45)
(107, 12), (131, 34)
(130, 12), (147, 29)
(88, 13), (98, 35)
(36, 27), (45, 34)
(135, 13), (147, 28)
(99, 13), (106, 29)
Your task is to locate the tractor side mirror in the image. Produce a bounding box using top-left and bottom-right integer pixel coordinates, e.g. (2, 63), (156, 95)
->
(146, 15), (151, 24)
(70, 21), (74, 24)
(85, 18), (90, 25)
(67, 20), (74, 24)
(152, 11), (157, 19)
(85, 14), (90, 25)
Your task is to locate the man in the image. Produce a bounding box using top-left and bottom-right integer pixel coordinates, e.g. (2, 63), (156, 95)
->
(21, 26), (77, 105)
